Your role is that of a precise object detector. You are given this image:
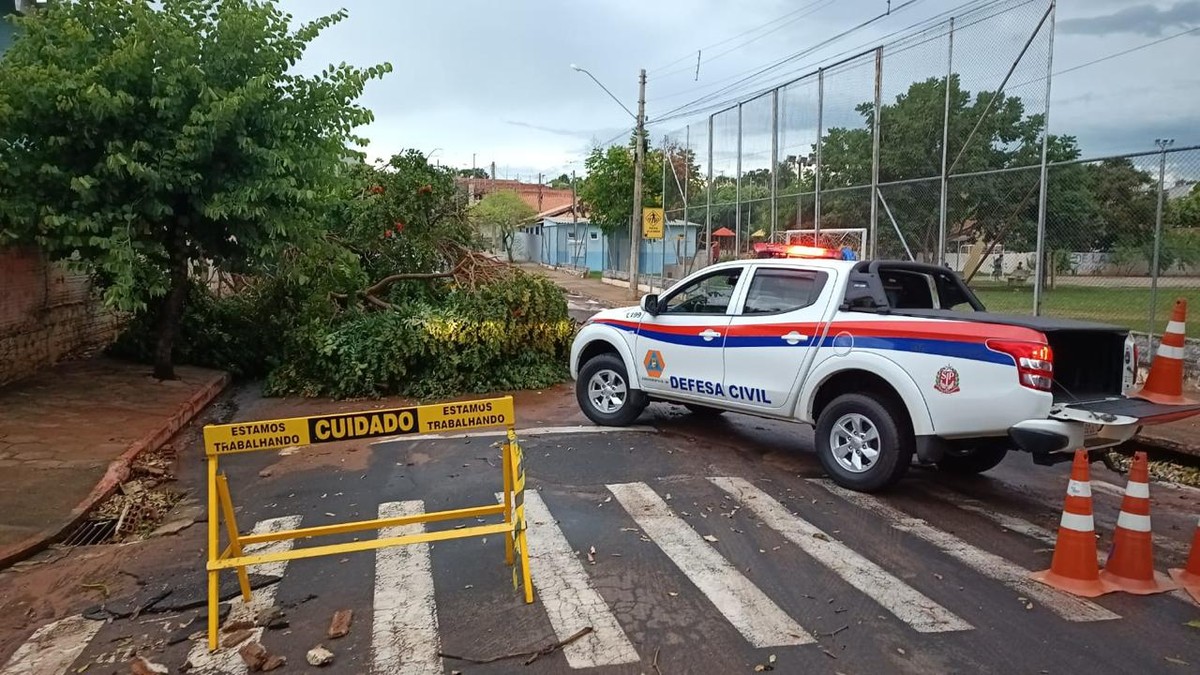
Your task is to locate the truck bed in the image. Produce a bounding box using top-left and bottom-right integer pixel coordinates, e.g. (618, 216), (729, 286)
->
(888, 309), (1128, 403)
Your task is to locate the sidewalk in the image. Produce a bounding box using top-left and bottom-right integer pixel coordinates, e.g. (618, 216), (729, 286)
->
(523, 264), (637, 308)
(530, 263), (1200, 460)
(0, 358), (228, 567)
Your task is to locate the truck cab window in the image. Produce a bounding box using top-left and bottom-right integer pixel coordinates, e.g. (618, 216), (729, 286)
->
(661, 268), (741, 314)
(742, 268), (828, 314)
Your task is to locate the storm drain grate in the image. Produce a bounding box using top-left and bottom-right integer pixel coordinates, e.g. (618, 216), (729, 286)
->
(62, 518), (119, 547)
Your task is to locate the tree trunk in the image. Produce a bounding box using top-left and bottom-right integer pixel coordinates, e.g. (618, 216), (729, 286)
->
(153, 223), (189, 380)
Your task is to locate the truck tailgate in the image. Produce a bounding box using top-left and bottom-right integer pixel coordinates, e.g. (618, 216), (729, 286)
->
(1058, 397), (1200, 425)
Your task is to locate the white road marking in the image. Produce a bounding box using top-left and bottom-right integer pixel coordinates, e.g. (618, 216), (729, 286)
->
(927, 486), (1197, 606)
(811, 480), (1120, 622)
(0, 615), (102, 675)
(495, 491), (640, 668)
(185, 515), (303, 674)
(372, 501), (441, 675)
(608, 482), (815, 647)
(710, 477), (972, 633)
(372, 425), (657, 445)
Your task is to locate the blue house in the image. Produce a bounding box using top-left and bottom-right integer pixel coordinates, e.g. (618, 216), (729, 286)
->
(526, 204), (703, 276)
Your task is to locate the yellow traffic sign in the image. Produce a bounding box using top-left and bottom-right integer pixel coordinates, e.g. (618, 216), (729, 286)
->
(642, 207), (664, 239)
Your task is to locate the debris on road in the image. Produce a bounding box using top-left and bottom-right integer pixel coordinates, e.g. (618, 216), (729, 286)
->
(258, 469), (273, 478)
(129, 656), (169, 674)
(587, 546), (596, 564)
(222, 629), (254, 649)
(256, 606), (288, 630)
(223, 619), (254, 633)
(328, 609), (353, 639)
(239, 642), (268, 671)
(440, 626), (595, 665)
(307, 645), (335, 666)
(702, 535), (719, 543)
(262, 655), (286, 671)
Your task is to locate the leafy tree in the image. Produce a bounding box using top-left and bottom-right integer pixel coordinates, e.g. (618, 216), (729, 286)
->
(549, 173), (573, 189)
(818, 75), (1071, 261)
(0, 0), (390, 379)
(578, 142), (664, 234)
(470, 190), (535, 262)
(1167, 182), (1200, 228)
(457, 167), (490, 179)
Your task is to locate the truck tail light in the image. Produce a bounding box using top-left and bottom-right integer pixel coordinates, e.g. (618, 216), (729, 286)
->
(986, 340), (1054, 392)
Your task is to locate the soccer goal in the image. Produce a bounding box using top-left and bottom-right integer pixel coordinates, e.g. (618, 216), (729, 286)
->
(771, 228), (867, 256)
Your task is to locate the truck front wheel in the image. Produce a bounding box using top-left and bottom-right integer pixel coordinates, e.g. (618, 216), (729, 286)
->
(576, 354), (648, 426)
(815, 393), (913, 492)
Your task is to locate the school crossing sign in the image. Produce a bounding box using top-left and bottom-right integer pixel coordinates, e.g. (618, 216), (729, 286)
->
(642, 207), (664, 239)
(203, 397), (516, 455)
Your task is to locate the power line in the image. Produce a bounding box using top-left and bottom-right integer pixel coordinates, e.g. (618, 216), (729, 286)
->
(647, 0), (834, 74)
(650, 0), (1038, 127)
(652, 0), (837, 80)
(647, 0), (1004, 107)
(651, 0), (929, 120)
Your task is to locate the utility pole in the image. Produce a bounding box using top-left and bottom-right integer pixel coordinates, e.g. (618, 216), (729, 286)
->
(630, 68), (647, 299)
(1150, 137), (1174, 332)
(538, 172), (544, 212)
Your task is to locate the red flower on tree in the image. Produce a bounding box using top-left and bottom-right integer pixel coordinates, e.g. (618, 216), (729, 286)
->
(418, 184), (433, 195)
(394, 221), (406, 233)
(369, 185), (384, 195)
(384, 229), (393, 238)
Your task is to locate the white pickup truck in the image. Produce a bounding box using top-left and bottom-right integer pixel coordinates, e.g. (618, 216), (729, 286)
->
(570, 257), (1200, 491)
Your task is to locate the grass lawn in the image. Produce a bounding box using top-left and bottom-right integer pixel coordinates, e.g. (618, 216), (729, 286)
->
(970, 282), (1200, 332)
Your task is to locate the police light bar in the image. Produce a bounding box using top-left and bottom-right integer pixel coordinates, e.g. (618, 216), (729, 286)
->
(752, 242), (840, 259)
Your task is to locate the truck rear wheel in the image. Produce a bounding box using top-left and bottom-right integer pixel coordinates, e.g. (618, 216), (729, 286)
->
(576, 354), (647, 427)
(815, 393), (913, 492)
(937, 446), (1009, 475)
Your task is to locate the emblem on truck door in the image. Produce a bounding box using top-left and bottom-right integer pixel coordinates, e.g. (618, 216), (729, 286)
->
(644, 350), (665, 379)
(934, 365), (961, 394)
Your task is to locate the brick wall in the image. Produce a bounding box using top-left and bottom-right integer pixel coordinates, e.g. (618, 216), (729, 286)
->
(0, 246), (125, 386)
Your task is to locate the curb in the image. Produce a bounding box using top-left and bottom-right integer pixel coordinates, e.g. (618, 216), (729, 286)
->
(0, 370), (231, 569)
(1129, 431), (1200, 461)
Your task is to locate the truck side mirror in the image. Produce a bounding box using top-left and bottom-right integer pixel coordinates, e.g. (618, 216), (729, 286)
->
(641, 294), (660, 316)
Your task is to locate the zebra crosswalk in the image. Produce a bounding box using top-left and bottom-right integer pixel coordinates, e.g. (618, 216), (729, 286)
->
(3, 475), (1197, 674)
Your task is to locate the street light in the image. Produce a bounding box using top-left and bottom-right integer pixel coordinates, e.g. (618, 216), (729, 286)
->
(572, 63), (647, 299)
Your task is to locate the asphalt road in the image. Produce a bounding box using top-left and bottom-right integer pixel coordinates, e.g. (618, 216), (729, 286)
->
(3, 392), (1199, 675)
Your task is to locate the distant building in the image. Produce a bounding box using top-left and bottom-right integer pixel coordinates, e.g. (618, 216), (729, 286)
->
(456, 176), (574, 214)
(1167, 179), (1197, 201)
(1, 1), (43, 55)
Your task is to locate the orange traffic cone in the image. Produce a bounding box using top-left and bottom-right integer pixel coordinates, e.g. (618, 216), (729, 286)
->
(1099, 452), (1178, 594)
(1031, 450), (1112, 597)
(1168, 517), (1200, 603)
(1131, 298), (1195, 405)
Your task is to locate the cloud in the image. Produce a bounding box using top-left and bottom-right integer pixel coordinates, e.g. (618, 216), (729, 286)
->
(504, 120), (599, 138)
(1059, 2), (1200, 37)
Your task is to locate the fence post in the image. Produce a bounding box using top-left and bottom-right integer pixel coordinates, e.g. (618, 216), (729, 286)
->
(706, 114), (714, 266)
(871, 47), (883, 260)
(662, 135), (668, 285)
(770, 88), (779, 241)
(1150, 138), (1174, 332)
(938, 17), (955, 267)
(1032, 1), (1056, 316)
(815, 68), (824, 234)
(736, 103), (743, 256)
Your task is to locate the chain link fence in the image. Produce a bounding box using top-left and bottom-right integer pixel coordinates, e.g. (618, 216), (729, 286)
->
(586, 0), (1199, 338)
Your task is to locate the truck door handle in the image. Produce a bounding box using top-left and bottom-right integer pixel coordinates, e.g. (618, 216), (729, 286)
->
(781, 330), (808, 345)
(699, 329), (722, 341)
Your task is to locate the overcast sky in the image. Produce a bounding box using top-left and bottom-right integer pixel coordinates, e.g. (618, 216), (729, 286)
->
(279, 0), (1199, 181)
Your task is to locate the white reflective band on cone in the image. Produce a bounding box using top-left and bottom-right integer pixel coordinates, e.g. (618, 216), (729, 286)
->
(1124, 481), (1150, 499)
(1116, 512), (1152, 532)
(1060, 511), (1095, 532)
(1166, 321), (1186, 334)
(1156, 344), (1186, 359)
(1066, 480), (1092, 498)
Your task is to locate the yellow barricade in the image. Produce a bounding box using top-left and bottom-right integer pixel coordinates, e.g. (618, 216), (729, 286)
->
(200, 395), (532, 651)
